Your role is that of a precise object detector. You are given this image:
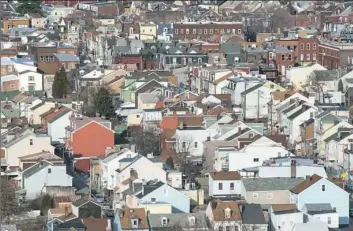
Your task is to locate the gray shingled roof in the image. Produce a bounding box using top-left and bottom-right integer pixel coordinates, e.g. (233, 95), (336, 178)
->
(242, 177), (304, 191)
(54, 53), (79, 62)
(242, 204), (267, 225)
(304, 203), (334, 215)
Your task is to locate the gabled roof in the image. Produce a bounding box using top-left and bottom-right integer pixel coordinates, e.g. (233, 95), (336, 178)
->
(210, 200), (242, 222)
(242, 177), (304, 192)
(22, 160), (53, 179)
(271, 204), (299, 214)
(242, 204), (267, 224)
(210, 171), (241, 180)
(72, 198), (100, 208)
(290, 174), (322, 194)
(135, 181), (165, 198)
(241, 83), (264, 95)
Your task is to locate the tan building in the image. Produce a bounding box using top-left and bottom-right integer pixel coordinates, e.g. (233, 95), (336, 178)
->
(241, 177), (304, 204)
(2, 18), (30, 34)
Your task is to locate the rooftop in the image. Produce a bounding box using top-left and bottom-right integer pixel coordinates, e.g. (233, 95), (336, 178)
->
(242, 177), (304, 192)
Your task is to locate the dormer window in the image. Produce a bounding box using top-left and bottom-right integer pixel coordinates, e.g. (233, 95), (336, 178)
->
(131, 218), (139, 228)
(161, 217), (168, 226)
(188, 216), (196, 226)
(224, 207), (231, 219)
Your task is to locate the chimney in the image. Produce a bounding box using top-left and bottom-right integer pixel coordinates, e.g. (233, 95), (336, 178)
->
(291, 160), (296, 178)
(179, 121), (184, 129)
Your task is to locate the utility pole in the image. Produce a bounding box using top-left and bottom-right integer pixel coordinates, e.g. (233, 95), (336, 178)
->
(269, 96), (273, 135)
(243, 78), (247, 121)
(257, 90), (260, 121)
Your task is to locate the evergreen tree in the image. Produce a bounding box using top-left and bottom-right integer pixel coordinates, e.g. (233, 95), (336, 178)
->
(94, 87), (115, 117)
(52, 67), (69, 99)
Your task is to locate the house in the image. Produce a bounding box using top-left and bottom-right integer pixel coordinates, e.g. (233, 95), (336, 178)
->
(302, 203), (339, 228)
(20, 160), (73, 200)
(18, 150), (64, 171)
(241, 83), (277, 120)
(29, 101), (56, 125)
(50, 217), (86, 231)
(71, 198), (102, 219)
(124, 180), (190, 213)
(291, 221), (329, 231)
(18, 70), (43, 92)
(100, 148), (138, 191)
(54, 53), (80, 72)
(1, 129), (54, 167)
(242, 204), (268, 231)
(241, 177), (304, 204)
(113, 207), (149, 231)
(205, 200), (242, 231)
(208, 171), (242, 198)
(138, 93), (159, 110)
(140, 23), (157, 41)
(147, 213), (209, 230)
(269, 204), (304, 231)
(156, 23), (174, 41)
(41, 106), (74, 144)
(290, 174), (350, 225)
(83, 217), (112, 231)
(286, 63), (327, 90)
(65, 116), (115, 157)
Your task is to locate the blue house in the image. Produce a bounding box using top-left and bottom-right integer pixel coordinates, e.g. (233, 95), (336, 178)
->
(290, 174), (349, 225)
(135, 181), (190, 213)
(156, 23), (173, 41)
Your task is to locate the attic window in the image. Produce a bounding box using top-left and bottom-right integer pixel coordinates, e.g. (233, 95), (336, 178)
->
(48, 168), (51, 174)
(161, 217), (168, 225)
(30, 139), (33, 145)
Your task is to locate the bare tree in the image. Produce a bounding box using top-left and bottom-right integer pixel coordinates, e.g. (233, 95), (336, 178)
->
(0, 177), (21, 224)
(174, 133), (195, 155)
(131, 126), (160, 156)
(268, 8), (295, 33)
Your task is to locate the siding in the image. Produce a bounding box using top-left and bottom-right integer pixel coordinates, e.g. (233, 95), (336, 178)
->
(72, 122), (114, 157)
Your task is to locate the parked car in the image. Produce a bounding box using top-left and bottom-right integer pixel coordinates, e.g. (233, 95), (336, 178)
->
(92, 194), (104, 203)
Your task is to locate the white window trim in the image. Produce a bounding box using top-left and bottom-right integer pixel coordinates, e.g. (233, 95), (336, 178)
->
(253, 193), (259, 199)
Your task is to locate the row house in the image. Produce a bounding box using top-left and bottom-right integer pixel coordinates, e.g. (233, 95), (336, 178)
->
(161, 48), (208, 70)
(1, 70), (43, 93)
(122, 22), (140, 39)
(2, 17), (30, 35)
(173, 21), (243, 41)
(191, 67), (233, 94)
(323, 13), (353, 36)
(115, 54), (156, 71)
(317, 40), (353, 69)
(298, 37), (318, 65)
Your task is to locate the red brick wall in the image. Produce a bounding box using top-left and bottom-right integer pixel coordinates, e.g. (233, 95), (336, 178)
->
(298, 38), (318, 64)
(275, 51), (296, 75)
(2, 79), (19, 92)
(116, 56), (143, 70)
(72, 122), (114, 157)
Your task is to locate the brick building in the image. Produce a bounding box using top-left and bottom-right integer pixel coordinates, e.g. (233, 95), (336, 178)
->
(318, 41), (353, 69)
(2, 18), (30, 35)
(298, 37), (318, 65)
(173, 21), (243, 41)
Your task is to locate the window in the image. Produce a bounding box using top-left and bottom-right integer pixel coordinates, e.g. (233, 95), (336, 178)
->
(221, 29), (224, 34)
(45, 56), (50, 62)
(210, 29), (213, 34)
(162, 217), (168, 225)
(10, 84), (15, 89)
(48, 168), (51, 173)
(313, 53), (316, 61)
(40, 56), (44, 62)
(50, 56), (54, 62)
(142, 29), (145, 33)
(288, 54), (292, 61)
(306, 43), (310, 50)
(322, 185), (326, 191)
(300, 54), (304, 61)
(150, 29), (152, 32)
(172, 58), (177, 64)
(253, 158), (259, 162)
(133, 220), (138, 226)
(306, 54), (311, 61)
(198, 29), (202, 34)
(281, 55), (285, 61)
(267, 193), (273, 199)
(186, 29), (189, 34)
(204, 29), (207, 34)
(215, 29), (219, 34)
(218, 226), (223, 231)
(269, 52), (273, 60)
(300, 43), (304, 50)
(182, 142), (186, 149)
(175, 29), (178, 34)
(129, 27), (134, 34)
(136, 115), (140, 118)
(194, 142), (198, 148)
(30, 139), (33, 145)
(225, 226), (230, 231)
(8, 66), (13, 72)
(198, 58), (202, 63)
(218, 183), (223, 190)
(253, 193), (259, 198)
(180, 29), (184, 34)
(328, 217), (331, 224)
(313, 43), (316, 50)
(230, 183), (234, 190)
(151, 198), (156, 202)
(188, 58), (192, 63)
(234, 226), (239, 231)
(163, 188), (168, 196)
(28, 76), (35, 81)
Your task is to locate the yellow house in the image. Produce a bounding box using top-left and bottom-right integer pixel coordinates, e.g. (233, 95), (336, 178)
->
(140, 23), (157, 41)
(127, 110), (143, 126)
(139, 203), (172, 214)
(124, 1), (141, 14)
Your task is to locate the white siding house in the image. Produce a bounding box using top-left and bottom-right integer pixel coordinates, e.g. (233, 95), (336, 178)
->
(208, 171), (242, 197)
(3, 130), (54, 167)
(18, 70), (43, 92)
(269, 204), (304, 231)
(47, 110), (74, 143)
(21, 160), (73, 200)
